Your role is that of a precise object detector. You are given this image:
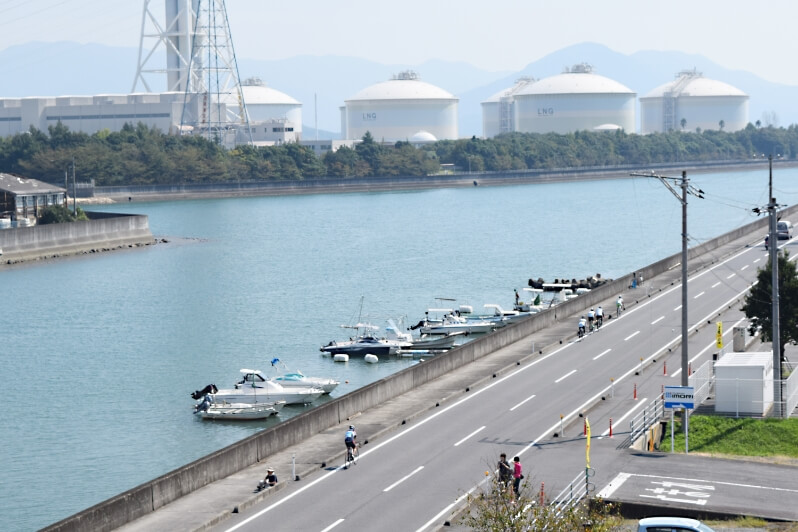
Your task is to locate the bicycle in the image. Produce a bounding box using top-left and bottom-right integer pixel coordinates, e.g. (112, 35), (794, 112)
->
(345, 443), (359, 469)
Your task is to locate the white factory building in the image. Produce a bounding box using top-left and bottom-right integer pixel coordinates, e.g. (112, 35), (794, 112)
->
(225, 77), (303, 145)
(341, 71), (458, 143)
(481, 64), (636, 137)
(640, 70), (749, 134)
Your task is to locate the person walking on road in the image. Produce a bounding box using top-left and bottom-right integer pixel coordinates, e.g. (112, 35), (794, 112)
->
(512, 456), (522, 501)
(498, 453), (512, 495)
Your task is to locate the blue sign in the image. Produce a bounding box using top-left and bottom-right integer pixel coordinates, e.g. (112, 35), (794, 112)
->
(664, 386), (694, 409)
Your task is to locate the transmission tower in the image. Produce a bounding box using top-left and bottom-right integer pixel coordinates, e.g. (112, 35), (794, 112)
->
(132, 0), (252, 144)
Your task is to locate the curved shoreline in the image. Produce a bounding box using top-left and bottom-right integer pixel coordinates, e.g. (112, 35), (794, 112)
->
(89, 159), (798, 203)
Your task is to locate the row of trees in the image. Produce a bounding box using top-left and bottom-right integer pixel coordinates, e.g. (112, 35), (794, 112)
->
(2, 122), (798, 186)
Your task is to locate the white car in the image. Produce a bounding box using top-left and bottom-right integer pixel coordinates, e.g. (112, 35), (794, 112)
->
(637, 516), (716, 532)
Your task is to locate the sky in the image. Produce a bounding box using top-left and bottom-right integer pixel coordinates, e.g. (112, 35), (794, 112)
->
(1, 0), (797, 86)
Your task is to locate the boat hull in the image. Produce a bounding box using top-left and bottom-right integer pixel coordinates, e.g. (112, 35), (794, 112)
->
(210, 387), (324, 405)
(199, 401), (285, 420)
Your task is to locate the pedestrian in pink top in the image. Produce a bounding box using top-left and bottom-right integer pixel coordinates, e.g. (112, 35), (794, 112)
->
(512, 456), (522, 500)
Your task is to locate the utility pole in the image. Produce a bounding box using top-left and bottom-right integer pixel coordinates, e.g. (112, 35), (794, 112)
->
(767, 154), (782, 417)
(632, 170), (703, 436)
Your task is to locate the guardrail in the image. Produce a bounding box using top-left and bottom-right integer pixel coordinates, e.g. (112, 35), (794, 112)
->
(551, 468), (594, 514)
(628, 395), (665, 444)
(689, 360), (713, 408)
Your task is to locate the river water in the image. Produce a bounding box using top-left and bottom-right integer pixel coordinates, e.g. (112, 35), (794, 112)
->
(2, 166), (795, 531)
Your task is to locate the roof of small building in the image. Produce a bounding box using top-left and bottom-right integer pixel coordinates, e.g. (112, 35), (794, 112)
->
(0, 173), (65, 195)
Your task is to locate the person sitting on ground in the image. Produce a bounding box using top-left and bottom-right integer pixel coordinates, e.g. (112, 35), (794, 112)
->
(257, 468), (278, 491)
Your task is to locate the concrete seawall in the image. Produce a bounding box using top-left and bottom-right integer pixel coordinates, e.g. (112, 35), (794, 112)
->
(95, 160), (798, 202)
(41, 205), (794, 532)
(0, 213), (154, 264)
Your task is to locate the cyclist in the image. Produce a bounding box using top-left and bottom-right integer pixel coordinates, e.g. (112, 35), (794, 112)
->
(595, 306), (603, 328)
(345, 425), (358, 461)
(587, 308), (595, 331)
(616, 295), (624, 316)
(577, 316), (586, 338)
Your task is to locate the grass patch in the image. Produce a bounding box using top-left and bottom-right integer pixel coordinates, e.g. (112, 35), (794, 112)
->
(662, 415), (798, 457)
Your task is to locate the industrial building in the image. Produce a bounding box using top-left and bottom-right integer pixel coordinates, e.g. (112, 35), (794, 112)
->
(0, 1), (302, 148)
(640, 70), (749, 134)
(341, 71), (458, 143)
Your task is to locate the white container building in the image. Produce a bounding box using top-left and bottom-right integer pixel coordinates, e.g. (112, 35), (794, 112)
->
(714, 352), (773, 416)
(640, 70), (749, 134)
(512, 64), (635, 135)
(341, 71), (458, 143)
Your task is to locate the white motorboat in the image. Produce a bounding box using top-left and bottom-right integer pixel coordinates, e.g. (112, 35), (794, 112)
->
(385, 319), (465, 350)
(481, 304), (533, 324)
(413, 308), (498, 335)
(192, 369), (325, 406)
(195, 398), (286, 420)
(320, 323), (402, 357)
(273, 371), (339, 394)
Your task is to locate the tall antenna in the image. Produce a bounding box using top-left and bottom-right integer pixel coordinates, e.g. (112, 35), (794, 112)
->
(132, 0), (252, 144)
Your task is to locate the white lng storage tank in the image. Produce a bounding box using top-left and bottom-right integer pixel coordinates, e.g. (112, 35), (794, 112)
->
(341, 71), (458, 142)
(512, 63), (635, 135)
(640, 69), (749, 134)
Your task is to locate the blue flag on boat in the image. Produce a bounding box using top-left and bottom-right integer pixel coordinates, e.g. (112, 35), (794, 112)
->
(270, 358), (280, 366)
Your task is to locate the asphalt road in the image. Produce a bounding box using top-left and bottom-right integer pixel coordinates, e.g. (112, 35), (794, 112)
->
(206, 228), (796, 531)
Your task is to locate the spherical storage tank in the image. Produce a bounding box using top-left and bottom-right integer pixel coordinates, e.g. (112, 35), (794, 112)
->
(513, 63), (635, 134)
(342, 71), (458, 142)
(640, 70), (748, 134)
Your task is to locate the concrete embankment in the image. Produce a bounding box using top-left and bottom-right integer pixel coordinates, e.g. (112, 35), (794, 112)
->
(41, 204), (795, 532)
(0, 212), (154, 264)
(95, 159), (798, 202)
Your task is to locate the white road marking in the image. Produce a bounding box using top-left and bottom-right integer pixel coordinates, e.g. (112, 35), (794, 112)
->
(593, 348), (611, 361)
(727, 273), (736, 279)
(384, 466), (424, 492)
(711, 282), (721, 288)
(694, 291), (705, 299)
(510, 395), (536, 411)
(596, 472), (631, 499)
(320, 519), (345, 532)
(555, 369), (577, 383)
(629, 473), (798, 494)
(674, 305), (682, 311)
(741, 264), (749, 271)
(754, 258), (761, 263)
(600, 399), (647, 436)
(624, 331), (640, 341)
(454, 426), (485, 446)
(651, 316), (664, 325)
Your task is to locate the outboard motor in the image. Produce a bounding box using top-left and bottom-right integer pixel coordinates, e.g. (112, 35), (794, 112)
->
(191, 384), (218, 400)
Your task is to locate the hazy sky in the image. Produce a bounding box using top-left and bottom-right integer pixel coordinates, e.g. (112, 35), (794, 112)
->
(1, 0), (797, 85)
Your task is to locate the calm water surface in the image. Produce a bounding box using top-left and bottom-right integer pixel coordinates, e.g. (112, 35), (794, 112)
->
(2, 167), (795, 530)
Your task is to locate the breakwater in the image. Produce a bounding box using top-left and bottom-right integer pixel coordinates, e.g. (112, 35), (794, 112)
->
(41, 202), (793, 532)
(0, 212), (154, 264)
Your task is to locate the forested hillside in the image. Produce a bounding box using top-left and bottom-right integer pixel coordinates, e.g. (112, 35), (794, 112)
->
(2, 122), (796, 186)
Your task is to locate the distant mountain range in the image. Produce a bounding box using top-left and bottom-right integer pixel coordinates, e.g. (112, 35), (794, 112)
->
(1, 41), (795, 138)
